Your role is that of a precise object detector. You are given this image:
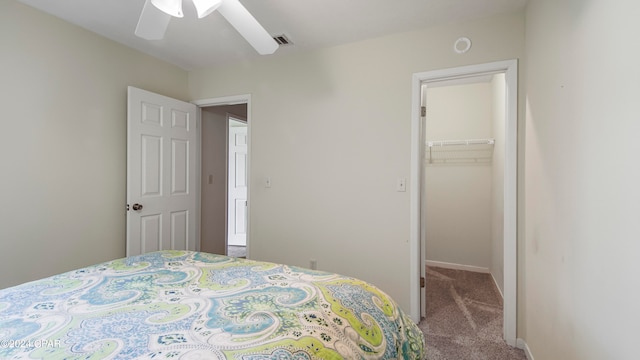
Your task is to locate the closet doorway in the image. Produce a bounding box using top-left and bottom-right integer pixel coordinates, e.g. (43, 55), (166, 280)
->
(423, 74), (504, 280)
(410, 60), (518, 345)
(198, 96), (250, 259)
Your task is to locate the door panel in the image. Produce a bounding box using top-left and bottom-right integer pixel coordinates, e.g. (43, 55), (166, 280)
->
(142, 135), (162, 197)
(234, 199), (247, 233)
(172, 109), (190, 129)
(171, 139), (189, 194)
(141, 214), (162, 253)
(127, 86), (197, 256)
(142, 102), (162, 126)
(171, 210), (188, 250)
(235, 152), (247, 186)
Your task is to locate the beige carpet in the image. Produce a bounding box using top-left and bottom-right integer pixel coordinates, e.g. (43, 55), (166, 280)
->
(418, 266), (527, 360)
(227, 245), (246, 258)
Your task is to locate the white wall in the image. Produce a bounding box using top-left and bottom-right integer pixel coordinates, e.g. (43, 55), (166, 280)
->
(188, 11), (525, 313)
(0, 0), (526, 324)
(525, 0), (640, 358)
(424, 83), (494, 269)
(200, 108), (228, 255)
(0, 1), (188, 289)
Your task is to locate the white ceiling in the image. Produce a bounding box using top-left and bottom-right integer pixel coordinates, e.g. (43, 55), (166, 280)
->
(18, 0), (527, 71)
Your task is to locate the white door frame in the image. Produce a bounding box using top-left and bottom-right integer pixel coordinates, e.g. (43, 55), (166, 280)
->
(409, 60), (518, 345)
(193, 94), (252, 258)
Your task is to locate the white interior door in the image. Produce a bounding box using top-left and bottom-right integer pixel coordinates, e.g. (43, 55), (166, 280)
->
(127, 86), (197, 256)
(228, 122), (248, 246)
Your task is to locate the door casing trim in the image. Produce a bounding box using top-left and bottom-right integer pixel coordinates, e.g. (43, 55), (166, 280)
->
(409, 60), (518, 346)
(193, 94), (252, 258)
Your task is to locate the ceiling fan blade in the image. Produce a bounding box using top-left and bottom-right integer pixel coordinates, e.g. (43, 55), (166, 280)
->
(135, 0), (172, 40)
(193, 0), (222, 19)
(217, 0), (279, 55)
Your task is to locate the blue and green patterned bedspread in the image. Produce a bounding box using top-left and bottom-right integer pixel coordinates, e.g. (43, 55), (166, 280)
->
(0, 251), (424, 359)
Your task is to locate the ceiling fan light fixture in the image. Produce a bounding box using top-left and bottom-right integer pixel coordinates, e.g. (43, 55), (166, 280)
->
(193, 0), (223, 18)
(151, 0), (184, 18)
(137, 0), (277, 55)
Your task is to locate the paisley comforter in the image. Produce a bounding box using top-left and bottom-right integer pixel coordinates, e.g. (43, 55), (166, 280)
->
(0, 251), (424, 359)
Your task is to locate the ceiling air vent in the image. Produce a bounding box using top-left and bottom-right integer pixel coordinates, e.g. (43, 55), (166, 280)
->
(272, 34), (292, 46)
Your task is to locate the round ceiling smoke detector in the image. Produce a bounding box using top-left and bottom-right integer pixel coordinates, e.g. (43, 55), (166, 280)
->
(454, 37), (472, 54)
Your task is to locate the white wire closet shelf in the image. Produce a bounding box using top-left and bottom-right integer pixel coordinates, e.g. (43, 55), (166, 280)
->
(425, 138), (495, 164)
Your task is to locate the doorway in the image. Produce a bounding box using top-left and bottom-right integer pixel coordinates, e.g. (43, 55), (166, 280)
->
(423, 74), (504, 273)
(409, 60), (518, 346)
(196, 95), (250, 258)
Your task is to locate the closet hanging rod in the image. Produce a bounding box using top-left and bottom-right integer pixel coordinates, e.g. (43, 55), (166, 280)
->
(426, 138), (495, 147)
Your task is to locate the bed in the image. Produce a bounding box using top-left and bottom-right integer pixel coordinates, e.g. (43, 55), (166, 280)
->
(0, 251), (424, 359)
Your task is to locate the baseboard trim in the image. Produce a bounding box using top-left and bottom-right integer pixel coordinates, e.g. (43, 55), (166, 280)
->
(427, 260), (504, 299)
(516, 338), (535, 360)
(426, 260), (490, 274)
(490, 272), (504, 299)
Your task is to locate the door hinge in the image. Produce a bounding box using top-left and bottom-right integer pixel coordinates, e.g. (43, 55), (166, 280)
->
(420, 276), (425, 288)
(421, 106), (426, 117)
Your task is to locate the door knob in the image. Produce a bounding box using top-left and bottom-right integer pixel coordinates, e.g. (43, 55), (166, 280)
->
(132, 203), (143, 211)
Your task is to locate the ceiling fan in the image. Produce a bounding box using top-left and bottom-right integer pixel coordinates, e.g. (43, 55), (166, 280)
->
(135, 0), (279, 55)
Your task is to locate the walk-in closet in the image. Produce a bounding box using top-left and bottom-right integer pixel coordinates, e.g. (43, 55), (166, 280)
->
(422, 73), (506, 295)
